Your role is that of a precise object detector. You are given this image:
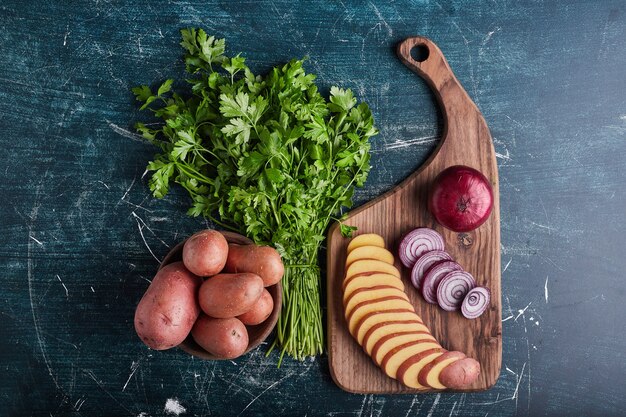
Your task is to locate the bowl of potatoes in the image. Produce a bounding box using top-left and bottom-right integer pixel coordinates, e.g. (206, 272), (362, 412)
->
(134, 230), (283, 360)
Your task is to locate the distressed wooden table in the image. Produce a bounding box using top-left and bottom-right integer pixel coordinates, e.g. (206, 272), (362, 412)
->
(1, 1), (624, 416)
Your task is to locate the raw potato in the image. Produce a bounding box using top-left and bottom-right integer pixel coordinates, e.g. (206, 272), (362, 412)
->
(347, 234), (385, 252)
(345, 245), (395, 267)
(134, 262), (202, 350)
(199, 273), (264, 318)
(397, 349), (445, 390)
(355, 311), (419, 343)
(342, 273), (404, 299)
(343, 286), (409, 317)
(225, 244), (284, 287)
(363, 321), (428, 355)
(418, 351), (466, 389)
(371, 331), (437, 366)
(344, 259), (401, 280)
(183, 229), (229, 276)
(439, 357), (481, 389)
(347, 297), (414, 335)
(191, 315), (248, 359)
(237, 288), (274, 325)
(380, 340), (442, 380)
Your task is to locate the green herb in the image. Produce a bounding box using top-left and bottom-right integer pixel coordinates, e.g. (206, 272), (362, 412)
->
(132, 28), (378, 362)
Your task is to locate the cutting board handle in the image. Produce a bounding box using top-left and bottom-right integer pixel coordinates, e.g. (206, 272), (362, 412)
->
(396, 37), (479, 119)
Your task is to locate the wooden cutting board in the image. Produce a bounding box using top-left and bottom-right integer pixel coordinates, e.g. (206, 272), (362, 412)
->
(326, 36), (502, 393)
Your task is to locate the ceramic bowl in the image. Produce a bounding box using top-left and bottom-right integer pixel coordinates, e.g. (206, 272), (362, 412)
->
(159, 230), (282, 359)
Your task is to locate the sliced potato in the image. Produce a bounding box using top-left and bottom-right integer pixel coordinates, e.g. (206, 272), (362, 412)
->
(355, 310), (420, 344)
(343, 286), (409, 317)
(397, 349), (445, 389)
(381, 340), (442, 380)
(347, 297), (414, 335)
(343, 274), (404, 301)
(363, 321), (428, 355)
(345, 245), (395, 267)
(345, 259), (401, 280)
(371, 331), (438, 366)
(347, 234), (385, 253)
(418, 351), (465, 389)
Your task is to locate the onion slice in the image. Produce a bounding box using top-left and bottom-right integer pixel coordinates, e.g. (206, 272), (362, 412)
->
(437, 271), (476, 311)
(410, 250), (452, 290)
(398, 228), (445, 268)
(421, 261), (462, 304)
(461, 286), (491, 319)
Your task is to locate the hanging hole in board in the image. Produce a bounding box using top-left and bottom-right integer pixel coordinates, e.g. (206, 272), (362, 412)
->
(410, 44), (429, 62)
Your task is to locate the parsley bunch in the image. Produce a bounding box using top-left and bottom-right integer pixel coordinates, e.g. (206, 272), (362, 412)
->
(132, 28), (378, 361)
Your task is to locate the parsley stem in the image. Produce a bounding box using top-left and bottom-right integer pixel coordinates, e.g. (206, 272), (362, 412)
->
(175, 163), (214, 185)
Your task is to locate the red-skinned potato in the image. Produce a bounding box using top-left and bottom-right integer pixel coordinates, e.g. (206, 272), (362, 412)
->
(439, 357), (481, 389)
(225, 244), (284, 287)
(237, 289), (273, 325)
(134, 262), (202, 350)
(182, 230), (229, 276)
(191, 315), (248, 359)
(198, 273), (264, 318)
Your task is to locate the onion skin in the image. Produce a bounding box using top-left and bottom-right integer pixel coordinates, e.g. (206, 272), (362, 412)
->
(429, 165), (493, 233)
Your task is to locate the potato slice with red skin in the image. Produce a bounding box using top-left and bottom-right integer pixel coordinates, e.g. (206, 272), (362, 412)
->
(362, 321), (427, 354)
(347, 234), (385, 252)
(397, 348), (446, 390)
(346, 297), (414, 335)
(343, 274), (404, 301)
(345, 260), (401, 280)
(342, 272), (402, 292)
(343, 285), (409, 317)
(418, 351), (466, 389)
(345, 245), (395, 267)
(439, 357), (481, 389)
(381, 340), (442, 380)
(371, 331), (437, 366)
(355, 310), (421, 344)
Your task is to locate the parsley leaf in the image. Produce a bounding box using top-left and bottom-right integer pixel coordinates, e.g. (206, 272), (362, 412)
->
(132, 28), (378, 362)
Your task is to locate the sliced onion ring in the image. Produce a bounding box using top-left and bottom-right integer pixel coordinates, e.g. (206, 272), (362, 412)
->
(398, 228), (445, 268)
(410, 250), (452, 290)
(421, 260), (462, 304)
(437, 271), (476, 311)
(461, 286), (491, 319)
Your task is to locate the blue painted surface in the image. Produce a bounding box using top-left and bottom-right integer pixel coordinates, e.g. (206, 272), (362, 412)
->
(1, 1), (625, 416)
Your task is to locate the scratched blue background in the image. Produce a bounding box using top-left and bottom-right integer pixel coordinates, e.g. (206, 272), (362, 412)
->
(1, 1), (625, 416)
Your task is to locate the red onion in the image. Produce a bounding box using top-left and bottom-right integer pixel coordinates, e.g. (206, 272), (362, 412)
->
(410, 250), (452, 290)
(461, 286), (491, 319)
(429, 165), (493, 232)
(436, 271), (476, 311)
(421, 261), (462, 304)
(398, 228), (445, 268)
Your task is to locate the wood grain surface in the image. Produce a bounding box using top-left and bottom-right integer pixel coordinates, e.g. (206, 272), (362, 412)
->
(327, 37), (501, 393)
